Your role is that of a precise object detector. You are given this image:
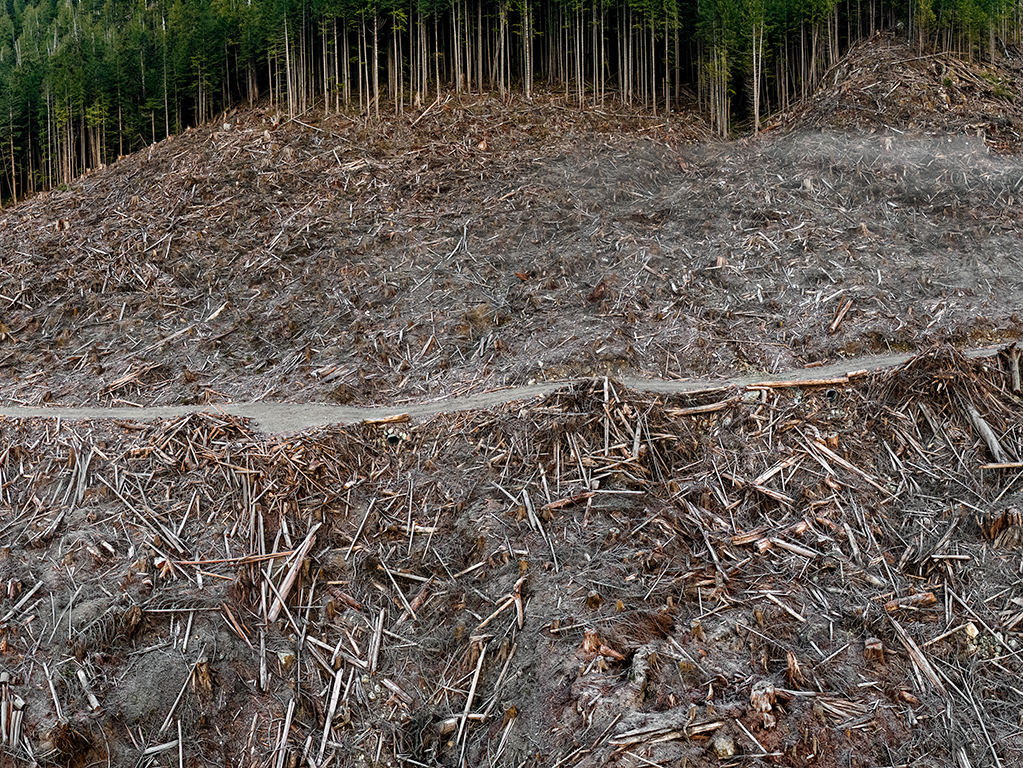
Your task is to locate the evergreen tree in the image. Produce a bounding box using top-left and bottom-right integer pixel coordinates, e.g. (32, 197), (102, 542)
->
(1, 0), (1022, 204)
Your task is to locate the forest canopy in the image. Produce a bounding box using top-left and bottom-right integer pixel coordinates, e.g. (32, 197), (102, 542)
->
(0, 0), (1020, 203)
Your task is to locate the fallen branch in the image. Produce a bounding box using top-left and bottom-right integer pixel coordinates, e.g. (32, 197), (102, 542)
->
(962, 400), (1006, 464)
(267, 522), (321, 624)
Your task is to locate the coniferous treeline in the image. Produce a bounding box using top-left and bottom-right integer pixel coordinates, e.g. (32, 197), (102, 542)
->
(0, 0), (1021, 203)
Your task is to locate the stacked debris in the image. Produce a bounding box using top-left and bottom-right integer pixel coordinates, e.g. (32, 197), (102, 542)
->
(0, 344), (1020, 766)
(775, 32), (1023, 152)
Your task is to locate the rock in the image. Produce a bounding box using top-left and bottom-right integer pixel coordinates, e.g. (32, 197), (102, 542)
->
(712, 733), (737, 758)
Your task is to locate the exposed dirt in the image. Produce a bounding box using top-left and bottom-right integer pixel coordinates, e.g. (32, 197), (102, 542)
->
(1, 346), (1022, 768)
(1, 35), (1023, 768)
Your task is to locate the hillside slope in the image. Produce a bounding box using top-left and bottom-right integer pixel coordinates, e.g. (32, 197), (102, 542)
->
(0, 39), (1022, 768)
(2, 56), (1022, 411)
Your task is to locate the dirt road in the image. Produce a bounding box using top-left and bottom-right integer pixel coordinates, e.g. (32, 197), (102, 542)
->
(0, 345), (1002, 433)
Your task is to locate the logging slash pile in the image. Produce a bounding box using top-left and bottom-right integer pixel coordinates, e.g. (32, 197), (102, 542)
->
(1, 34), (1023, 768)
(777, 32), (1023, 153)
(2, 37), (1023, 411)
(0, 346), (1022, 768)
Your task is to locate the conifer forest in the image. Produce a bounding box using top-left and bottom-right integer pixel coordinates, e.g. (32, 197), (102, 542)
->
(0, 0), (1021, 202)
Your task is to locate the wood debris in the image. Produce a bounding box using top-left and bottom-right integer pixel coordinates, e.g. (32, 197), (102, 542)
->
(0, 343), (1018, 766)
(0, 42), (1022, 763)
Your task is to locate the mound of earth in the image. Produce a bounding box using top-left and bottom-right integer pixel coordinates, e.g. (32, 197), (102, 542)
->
(1, 72), (1021, 413)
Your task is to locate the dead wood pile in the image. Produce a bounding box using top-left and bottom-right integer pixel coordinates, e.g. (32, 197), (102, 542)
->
(0, 344), (1020, 767)
(2, 82), (1022, 419)
(0, 96), (712, 410)
(775, 33), (1023, 153)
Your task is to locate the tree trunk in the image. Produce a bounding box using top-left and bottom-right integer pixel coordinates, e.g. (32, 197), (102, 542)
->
(8, 108), (16, 204)
(499, 1), (507, 97)
(284, 17), (294, 116)
(524, 0), (532, 99)
(334, 18), (341, 112)
(434, 13), (441, 102)
(453, 2), (462, 93)
(651, 20), (656, 115)
(477, 1), (484, 92)
(358, 17), (366, 112)
(752, 19), (763, 132)
(664, 11), (670, 117)
(373, 14), (380, 120)
(323, 20), (331, 113)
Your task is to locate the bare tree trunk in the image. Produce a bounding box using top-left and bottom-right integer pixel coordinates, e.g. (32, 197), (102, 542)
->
(8, 108), (16, 204)
(524, 0), (532, 99)
(434, 13), (441, 102)
(600, 2), (606, 107)
(358, 17), (366, 112)
(268, 46), (274, 110)
(650, 20), (656, 115)
(397, 15), (404, 114)
(752, 20), (763, 132)
(284, 17), (294, 116)
(344, 22), (351, 109)
(453, 2), (462, 93)
(618, 6), (624, 106)
(45, 87), (52, 188)
(575, 6), (583, 105)
(499, 0), (507, 97)
(372, 13), (380, 119)
(421, 13), (428, 105)
(334, 18), (341, 112)
(322, 20), (330, 113)
(477, 1), (483, 92)
(664, 12), (670, 117)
